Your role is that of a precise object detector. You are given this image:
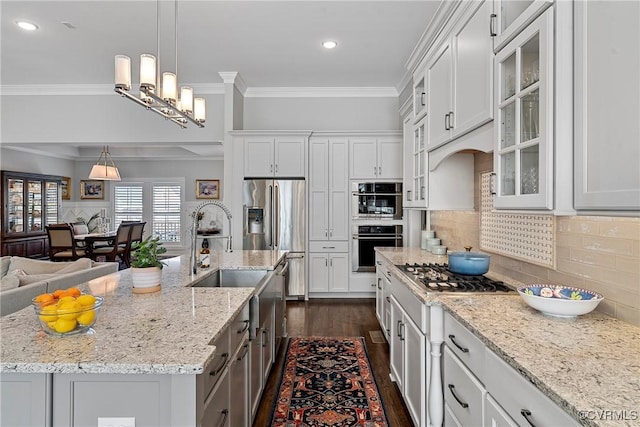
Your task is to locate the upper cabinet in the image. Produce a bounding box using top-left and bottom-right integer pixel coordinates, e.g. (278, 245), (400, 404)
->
(1, 171), (62, 258)
(491, 0), (553, 52)
(574, 0), (640, 212)
(349, 135), (402, 180)
(244, 135), (306, 178)
(425, 0), (494, 151)
(493, 8), (553, 210)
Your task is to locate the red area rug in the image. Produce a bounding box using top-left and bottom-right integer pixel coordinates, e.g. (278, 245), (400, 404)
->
(270, 336), (389, 426)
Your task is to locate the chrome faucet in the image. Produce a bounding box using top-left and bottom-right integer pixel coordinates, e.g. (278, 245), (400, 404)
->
(191, 201), (233, 274)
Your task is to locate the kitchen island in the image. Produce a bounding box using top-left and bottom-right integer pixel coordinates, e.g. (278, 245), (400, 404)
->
(0, 250), (287, 426)
(376, 247), (640, 427)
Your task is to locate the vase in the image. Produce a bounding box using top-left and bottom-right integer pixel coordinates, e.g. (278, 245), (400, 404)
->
(131, 267), (162, 294)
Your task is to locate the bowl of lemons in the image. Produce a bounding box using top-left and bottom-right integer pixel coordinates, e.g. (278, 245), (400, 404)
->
(32, 287), (103, 336)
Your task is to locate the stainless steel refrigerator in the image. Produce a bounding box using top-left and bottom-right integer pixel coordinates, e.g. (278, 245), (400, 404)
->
(243, 179), (306, 297)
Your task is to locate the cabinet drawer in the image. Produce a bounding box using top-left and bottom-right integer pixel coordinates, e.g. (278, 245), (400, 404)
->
(389, 274), (428, 334)
(444, 312), (485, 383)
(485, 349), (581, 426)
(202, 327), (230, 402)
(230, 303), (251, 354)
(485, 394), (517, 427)
(202, 367), (230, 427)
(443, 346), (485, 426)
(309, 241), (349, 253)
(444, 402), (462, 427)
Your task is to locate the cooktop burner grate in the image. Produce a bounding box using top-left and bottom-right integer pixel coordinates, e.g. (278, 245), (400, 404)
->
(396, 263), (514, 293)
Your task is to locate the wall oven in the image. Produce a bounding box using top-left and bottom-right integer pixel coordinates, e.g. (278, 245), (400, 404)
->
(352, 225), (403, 272)
(352, 182), (403, 220)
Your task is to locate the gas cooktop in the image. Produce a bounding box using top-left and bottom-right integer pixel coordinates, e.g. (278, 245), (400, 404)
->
(395, 263), (514, 293)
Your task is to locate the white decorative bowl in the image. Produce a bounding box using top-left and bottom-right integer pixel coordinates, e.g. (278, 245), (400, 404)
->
(517, 285), (603, 318)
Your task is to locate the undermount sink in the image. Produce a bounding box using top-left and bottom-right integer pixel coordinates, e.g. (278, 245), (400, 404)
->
(191, 269), (269, 288)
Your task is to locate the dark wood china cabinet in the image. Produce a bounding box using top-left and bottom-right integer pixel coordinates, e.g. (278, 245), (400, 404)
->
(1, 171), (63, 258)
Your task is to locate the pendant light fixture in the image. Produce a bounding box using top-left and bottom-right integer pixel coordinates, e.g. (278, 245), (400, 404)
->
(114, 0), (205, 128)
(88, 146), (121, 181)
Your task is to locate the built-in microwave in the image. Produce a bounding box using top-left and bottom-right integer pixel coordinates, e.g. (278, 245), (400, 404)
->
(351, 182), (403, 220)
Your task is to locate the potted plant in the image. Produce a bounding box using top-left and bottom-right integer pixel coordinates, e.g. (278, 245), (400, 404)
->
(129, 236), (167, 294)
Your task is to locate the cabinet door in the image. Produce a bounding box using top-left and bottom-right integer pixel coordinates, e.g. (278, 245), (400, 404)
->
(403, 317), (427, 427)
(375, 270), (384, 327)
(5, 177), (24, 235)
(308, 253), (329, 292)
(328, 253), (349, 293)
(453, 0), (493, 139)
(309, 139), (329, 240)
(229, 338), (249, 427)
(245, 138), (275, 177)
(349, 138), (378, 179)
(328, 139), (349, 240)
(485, 394), (518, 427)
(493, 8), (553, 209)
(427, 41), (453, 150)
(0, 373), (50, 427)
(377, 139), (403, 179)
(249, 336), (262, 419)
(574, 0), (640, 210)
(402, 116), (415, 207)
(492, 0), (553, 52)
(389, 297), (404, 391)
(275, 137), (305, 177)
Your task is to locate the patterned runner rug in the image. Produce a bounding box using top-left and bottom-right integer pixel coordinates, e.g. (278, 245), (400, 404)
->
(270, 336), (389, 426)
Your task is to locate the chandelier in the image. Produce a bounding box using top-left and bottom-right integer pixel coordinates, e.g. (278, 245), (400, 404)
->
(114, 0), (205, 128)
(88, 146), (121, 181)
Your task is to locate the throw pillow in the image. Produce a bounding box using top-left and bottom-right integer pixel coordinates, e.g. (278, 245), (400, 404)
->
(73, 224), (89, 235)
(0, 273), (20, 292)
(8, 257), (91, 275)
(16, 273), (55, 286)
(55, 258), (92, 274)
(1, 256), (11, 279)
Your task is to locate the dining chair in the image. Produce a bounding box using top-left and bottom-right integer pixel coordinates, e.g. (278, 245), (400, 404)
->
(124, 222), (146, 267)
(88, 222), (134, 267)
(46, 223), (87, 261)
(69, 221), (90, 248)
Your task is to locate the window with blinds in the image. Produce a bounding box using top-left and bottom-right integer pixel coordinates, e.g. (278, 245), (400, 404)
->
(113, 182), (183, 244)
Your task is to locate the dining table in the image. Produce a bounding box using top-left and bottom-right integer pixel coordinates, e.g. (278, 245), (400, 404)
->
(74, 230), (117, 249)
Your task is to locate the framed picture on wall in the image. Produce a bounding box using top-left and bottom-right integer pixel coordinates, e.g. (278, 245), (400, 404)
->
(80, 180), (104, 200)
(196, 179), (220, 199)
(61, 177), (71, 200)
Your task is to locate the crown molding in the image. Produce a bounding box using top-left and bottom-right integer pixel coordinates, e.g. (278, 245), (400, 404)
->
(243, 86), (398, 98)
(0, 83), (225, 96)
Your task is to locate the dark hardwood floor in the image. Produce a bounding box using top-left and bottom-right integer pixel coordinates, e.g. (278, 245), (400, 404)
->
(252, 298), (413, 427)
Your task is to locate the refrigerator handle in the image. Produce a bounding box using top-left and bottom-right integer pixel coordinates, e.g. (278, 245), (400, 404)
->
(268, 184), (274, 248)
(274, 184), (280, 248)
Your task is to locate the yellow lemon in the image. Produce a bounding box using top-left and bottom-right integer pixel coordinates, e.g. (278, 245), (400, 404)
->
(38, 305), (58, 323)
(57, 296), (76, 306)
(54, 318), (77, 333)
(57, 301), (81, 320)
(76, 294), (97, 307)
(47, 320), (57, 330)
(76, 309), (96, 326)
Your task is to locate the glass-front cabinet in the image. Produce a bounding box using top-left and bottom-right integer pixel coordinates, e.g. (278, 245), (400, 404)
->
(493, 8), (553, 210)
(491, 0), (553, 52)
(411, 118), (427, 208)
(2, 171), (62, 258)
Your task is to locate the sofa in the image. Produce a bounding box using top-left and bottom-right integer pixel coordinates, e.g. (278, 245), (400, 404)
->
(0, 256), (118, 316)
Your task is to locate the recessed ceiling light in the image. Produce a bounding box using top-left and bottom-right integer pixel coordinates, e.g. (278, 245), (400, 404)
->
(16, 21), (39, 31)
(322, 40), (338, 49)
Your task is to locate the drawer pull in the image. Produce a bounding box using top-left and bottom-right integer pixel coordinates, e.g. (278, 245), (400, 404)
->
(520, 409), (536, 427)
(238, 320), (250, 334)
(216, 409), (229, 427)
(209, 352), (229, 377)
(448, 384), (469, 409)
(237, 344), (249, 361)
(448, 334), (469, 353)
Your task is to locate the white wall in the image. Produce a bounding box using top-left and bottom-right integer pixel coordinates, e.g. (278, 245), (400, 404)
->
(1, 93), (225, 143)
(242, 97), (401, 130)
(0, 148), (75, 177)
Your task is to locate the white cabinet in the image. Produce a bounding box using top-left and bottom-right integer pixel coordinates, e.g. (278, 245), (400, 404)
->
(229, 335), (250, 427)
(493, 8), (554, 209)
(443, 346), (486, 426)
(244, 136), (306, 178)
(485, 394), (518, 427)
(202, 369), (230, 427)
(390, 295), (427, 427)
(349, 136), (402, 180)
(374, 257), (392, 341)
(308, 137), (349, 241)
(406, 117), (427, 208)
(426, 0), (494, 151)
(574, 0), (640, 211)
(308, 252), (349, 293)
(491, 0), (553, 52)
(0, 373), (50, 426)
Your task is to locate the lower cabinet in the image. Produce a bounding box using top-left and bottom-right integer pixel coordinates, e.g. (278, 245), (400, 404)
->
(484, 394), (517, 427)
(202, 368), (231, 427)
(389, 288), (428, 427)
(308, 252), (349, 293)
(229, 335), (250, 427)
(0, 372), (50, 426)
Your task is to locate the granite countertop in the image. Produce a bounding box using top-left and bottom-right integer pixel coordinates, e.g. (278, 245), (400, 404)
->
(376, 247), (640, 427)
(0, 251), (286, 375)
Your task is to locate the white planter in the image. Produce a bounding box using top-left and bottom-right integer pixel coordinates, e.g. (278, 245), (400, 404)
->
(131, 267), (162, 294)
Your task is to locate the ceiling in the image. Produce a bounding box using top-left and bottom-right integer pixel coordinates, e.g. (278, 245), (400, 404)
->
(1, 0), (442, 158)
